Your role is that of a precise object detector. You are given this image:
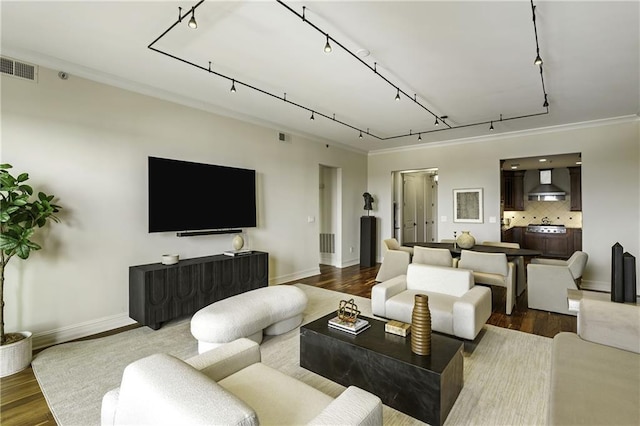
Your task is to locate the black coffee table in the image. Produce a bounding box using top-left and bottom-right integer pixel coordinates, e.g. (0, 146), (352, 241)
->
(300, 312), (463, 426)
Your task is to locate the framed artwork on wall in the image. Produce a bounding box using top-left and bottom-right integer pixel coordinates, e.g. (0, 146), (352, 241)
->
(454, 188), (483, 223)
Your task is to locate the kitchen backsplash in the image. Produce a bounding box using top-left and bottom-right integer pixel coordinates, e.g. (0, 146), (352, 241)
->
(504, 199), (582, 228)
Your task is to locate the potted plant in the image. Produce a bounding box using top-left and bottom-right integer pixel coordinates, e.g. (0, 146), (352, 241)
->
(0, 163), (62, 377)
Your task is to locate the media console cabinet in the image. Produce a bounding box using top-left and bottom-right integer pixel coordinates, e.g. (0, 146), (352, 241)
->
(129, 251), (268, 329)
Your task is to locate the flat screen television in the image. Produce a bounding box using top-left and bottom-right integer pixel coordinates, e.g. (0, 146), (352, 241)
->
(148, 156), (257, 233)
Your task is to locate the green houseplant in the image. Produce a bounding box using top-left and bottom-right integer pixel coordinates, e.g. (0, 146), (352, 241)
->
(0, 163), (61, 375)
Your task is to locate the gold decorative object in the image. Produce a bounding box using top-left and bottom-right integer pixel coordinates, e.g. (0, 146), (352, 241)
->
(337, 298), (360, 323)
(411, 294), (432, 355)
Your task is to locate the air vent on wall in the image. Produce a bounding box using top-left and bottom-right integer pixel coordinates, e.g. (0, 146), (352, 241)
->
(0, 56), (38, 82)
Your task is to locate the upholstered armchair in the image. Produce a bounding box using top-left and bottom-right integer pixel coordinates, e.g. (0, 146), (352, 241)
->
(372, 263), (491, 340)
(458, 250), (516, 315)
(527, 251), (588, 316)
(412, 246), (458, 267)
(101, 338), (383, 426)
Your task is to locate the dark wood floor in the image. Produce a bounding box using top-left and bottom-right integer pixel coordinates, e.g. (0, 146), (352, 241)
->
(0, 262), (576, 426)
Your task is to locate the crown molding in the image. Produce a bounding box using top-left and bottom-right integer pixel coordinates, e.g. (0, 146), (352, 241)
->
(369, 115), (639, 156)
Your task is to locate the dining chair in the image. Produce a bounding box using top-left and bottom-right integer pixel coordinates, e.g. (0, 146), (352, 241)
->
(375, 249), (410, 282)
(383, 238), (414, 256)
(482, 241), (527, 296)
(458, 250), (516, 315)
(412, 246), (458, 267)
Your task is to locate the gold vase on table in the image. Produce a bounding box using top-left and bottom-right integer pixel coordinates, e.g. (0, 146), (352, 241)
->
(410, 294), (432, 355)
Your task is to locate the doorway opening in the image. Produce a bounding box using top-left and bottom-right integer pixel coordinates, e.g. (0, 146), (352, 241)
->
(319, 165), (341, 266)
(392, 169), (438, 244)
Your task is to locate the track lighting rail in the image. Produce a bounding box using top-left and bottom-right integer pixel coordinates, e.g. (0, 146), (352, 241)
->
(277, 0), (451, 129)
(148, 0), (550, 142)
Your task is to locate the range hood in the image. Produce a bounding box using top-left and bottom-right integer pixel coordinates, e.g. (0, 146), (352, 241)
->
(528, 169), (566, 201)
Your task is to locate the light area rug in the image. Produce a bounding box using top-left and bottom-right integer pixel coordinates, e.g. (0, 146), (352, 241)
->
(32, 284), (552, 425)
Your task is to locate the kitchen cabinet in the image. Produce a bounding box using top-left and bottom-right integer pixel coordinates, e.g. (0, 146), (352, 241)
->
(569, 167), (582, 211)
(523, 228), (582, 259)
(502, 226), (524, 246)
(502, 171), (524, 211)
(573, 228), (582, 252)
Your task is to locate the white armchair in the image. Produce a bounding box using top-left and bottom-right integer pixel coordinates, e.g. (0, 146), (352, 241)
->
(372, 263), (491, 340)
(458, 250), (516, 315)
(527, 251), (588, 316)
(101, 338), (383, 426)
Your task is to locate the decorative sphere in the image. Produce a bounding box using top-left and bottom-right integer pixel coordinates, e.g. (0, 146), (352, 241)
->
(232, 234), (244, 251)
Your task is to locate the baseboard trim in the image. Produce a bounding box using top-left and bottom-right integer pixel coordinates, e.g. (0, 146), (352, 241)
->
(270, 267), (322, 285)
(33, 313), (137, 350)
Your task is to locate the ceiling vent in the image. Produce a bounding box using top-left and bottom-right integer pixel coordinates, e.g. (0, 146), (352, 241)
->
(1, 56), (38, 82)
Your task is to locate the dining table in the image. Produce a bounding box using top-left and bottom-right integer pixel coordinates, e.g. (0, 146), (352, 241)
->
(404, 242), (542, 258)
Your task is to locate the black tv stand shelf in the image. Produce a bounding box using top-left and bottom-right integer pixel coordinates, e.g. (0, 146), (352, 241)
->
(129, 251), (268, 329)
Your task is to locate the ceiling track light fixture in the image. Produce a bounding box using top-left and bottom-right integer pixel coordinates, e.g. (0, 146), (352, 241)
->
(148, 0), (550, 142)
(531, 1), (542, 65)
(324, 34), (332, 53)
(310, 111), (315, 120)
(230, 79), (236, 93)
(188, 7), (197, 29)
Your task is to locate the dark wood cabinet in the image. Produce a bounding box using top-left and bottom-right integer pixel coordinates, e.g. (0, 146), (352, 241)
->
(502, 171), (525, 211)
(502, 226), (525, 246)
(129, 251), (269, 329)
(522, 228), (582, 259)
(569, 167), (582, 211)
(573, 228), (582, 252)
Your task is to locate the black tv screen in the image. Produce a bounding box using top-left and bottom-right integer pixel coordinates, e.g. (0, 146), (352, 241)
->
(148, 156), (257, 233)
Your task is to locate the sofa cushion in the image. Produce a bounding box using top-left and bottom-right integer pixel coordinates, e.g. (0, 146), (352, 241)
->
(406, 263), (473, 297)
(549, 332), (640, 425)
(219, 363), (333, 425)
(386, 289), (456, 336)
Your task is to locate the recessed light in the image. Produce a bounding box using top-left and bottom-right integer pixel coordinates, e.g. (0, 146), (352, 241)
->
(356, 48), (370, 57)
(539, 158), (547, 162)
(576, 161), (582, 165)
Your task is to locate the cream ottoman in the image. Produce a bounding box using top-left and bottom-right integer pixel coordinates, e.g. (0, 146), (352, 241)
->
(191, 285), (308, 353)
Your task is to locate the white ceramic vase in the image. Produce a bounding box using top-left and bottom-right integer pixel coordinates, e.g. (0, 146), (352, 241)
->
(456, 231), (476, 249)
(0, 331), (33, 378)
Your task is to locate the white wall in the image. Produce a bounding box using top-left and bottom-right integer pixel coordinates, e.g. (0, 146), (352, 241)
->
(0, 67), (367, 347)
(369, 118), (640, 291)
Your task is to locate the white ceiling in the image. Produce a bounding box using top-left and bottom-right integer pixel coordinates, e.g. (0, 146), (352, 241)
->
(2, 1), (638, 153)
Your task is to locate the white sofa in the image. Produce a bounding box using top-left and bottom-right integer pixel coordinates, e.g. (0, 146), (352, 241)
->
(371, 263), (492, 340)
(102, 338), (383, 426)
(548, 298), (640, 425)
